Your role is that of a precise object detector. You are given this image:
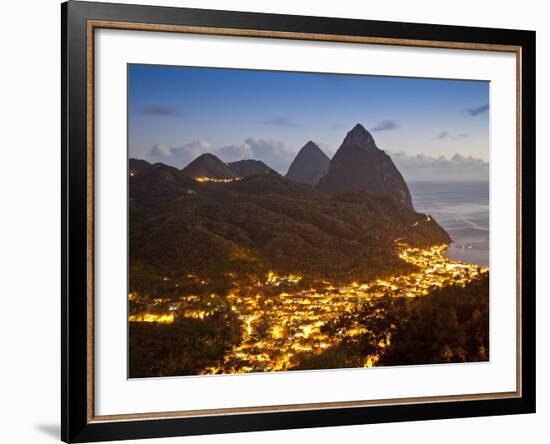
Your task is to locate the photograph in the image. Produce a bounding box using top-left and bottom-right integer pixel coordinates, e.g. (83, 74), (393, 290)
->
(127, 64), (490, 378)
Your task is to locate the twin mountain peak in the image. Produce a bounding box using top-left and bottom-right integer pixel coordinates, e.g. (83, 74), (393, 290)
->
(285, 123), (412, 210)
(143, 123), (414, 210)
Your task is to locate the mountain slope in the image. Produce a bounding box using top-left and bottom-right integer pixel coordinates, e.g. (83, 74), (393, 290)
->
(129, 159), (198, 204)
(285, 141), (331, 185)
(228, 159), (278, 177)
(318, 124), (414, 210)
(129, 162), (450, 295)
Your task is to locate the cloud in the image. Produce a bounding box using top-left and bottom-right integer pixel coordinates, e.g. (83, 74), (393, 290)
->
(147, 141), (211, 167)
(261, 116), (297, 127)
(141, 105), (179, 116)
(436, 131), (470, 140)
(449, 153), (485, 165)
(389, 151), (488, 182)
(372, 120), (399, 132)
(243, 138), (295, 172)
(217, 143), (253, 161)
(246, 138), (285, 158)
(465, 103), (489, 116)
(217, 138), (295, 172)
(145, 138), (294, 173)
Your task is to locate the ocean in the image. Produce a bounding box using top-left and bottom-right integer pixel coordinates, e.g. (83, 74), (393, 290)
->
(408, 181), (489, 267)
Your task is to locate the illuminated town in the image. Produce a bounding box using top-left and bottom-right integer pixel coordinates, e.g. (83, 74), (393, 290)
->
(193, 176), (241, 183)
(129, 243), (488, 374)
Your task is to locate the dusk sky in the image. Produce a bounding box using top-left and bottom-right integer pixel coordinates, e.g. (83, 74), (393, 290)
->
(128, 64), (489, 181)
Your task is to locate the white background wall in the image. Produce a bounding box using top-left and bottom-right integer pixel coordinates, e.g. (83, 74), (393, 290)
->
(0, 1), (546, 443)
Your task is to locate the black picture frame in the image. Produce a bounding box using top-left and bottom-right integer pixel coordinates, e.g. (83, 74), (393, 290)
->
(62, 1), (536, 442)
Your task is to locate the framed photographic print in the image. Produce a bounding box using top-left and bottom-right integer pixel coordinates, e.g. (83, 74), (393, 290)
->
(61, 1), (536, 442)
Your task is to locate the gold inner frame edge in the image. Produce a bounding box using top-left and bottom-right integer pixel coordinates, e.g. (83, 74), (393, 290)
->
(85, 19), (523, 423)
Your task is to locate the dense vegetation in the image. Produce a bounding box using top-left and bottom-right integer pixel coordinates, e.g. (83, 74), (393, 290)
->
(129, 275), (489, 377)
(294, 274), (489, 370)
(129, 159), (451, 297)
(128, 158), (488, 377)
(129, 299), (242, 378)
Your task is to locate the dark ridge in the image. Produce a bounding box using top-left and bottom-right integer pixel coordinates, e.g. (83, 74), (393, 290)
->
(182, 153), (236, 179)
(227, 159), (278, 177)
(129, 158), (197, 203)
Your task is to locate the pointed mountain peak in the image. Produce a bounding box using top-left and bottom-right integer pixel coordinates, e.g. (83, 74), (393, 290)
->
(342, 123), (377, 150)
(317, 123), (414, 209)
(285, 141), (331, 186)
(294, 141), (329, 160)
(295, 141), (329, 161)
(302, 140), (321, 152)
(351, 123), (368, 133)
